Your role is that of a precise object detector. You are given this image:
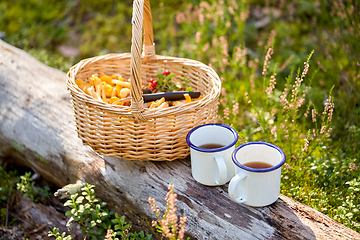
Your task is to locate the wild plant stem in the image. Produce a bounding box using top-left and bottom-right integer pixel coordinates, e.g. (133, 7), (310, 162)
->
(5, 177), (18, 226)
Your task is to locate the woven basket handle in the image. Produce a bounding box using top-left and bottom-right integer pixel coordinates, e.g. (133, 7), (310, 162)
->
(130, 0), (154, 121)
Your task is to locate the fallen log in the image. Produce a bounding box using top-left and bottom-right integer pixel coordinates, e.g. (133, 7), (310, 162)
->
(0, 39), (359, 240)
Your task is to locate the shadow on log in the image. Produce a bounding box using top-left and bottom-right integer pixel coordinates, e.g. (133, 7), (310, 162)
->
(1, 39), (359, 239)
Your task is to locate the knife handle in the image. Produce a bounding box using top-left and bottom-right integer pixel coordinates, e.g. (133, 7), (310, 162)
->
(142, 91), (201, 102)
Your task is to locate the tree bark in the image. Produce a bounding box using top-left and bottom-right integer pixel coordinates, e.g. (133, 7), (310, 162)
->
(0, 39), (359, 240)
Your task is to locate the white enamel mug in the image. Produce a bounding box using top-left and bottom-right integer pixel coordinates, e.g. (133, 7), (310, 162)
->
(186, 124), (238, 186)
(228, 142), (286, 207)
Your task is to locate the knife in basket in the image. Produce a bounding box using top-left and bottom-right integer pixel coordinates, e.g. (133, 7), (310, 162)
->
(120, 91), (201, 103)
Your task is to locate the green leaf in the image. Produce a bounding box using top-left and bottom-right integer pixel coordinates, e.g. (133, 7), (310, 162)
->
(76, 196), (84, 204)
(65, 210), (73, 216)
(100, 222), (108, 229)
(64, 200), (74, 208)
(89, 220), (96, 228)
(70, 193), (78, 199)
(89, 209), (97, 216)
(167, 73), (176, 79)
(96, 204), (101, 212)
(78, 204), (85, 213)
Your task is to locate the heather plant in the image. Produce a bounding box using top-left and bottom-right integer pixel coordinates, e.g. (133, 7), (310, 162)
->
(148, 183), (188, 240)
(174, 0), (249, 80)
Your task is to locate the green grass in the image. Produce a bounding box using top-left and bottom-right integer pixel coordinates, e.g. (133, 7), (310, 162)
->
(1, 0), (359, 233)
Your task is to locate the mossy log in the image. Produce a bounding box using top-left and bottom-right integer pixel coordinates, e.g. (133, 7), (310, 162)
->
(0, 39), (359, 240)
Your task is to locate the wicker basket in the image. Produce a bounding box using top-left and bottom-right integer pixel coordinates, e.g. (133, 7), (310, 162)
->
(66, 0), (221, 161)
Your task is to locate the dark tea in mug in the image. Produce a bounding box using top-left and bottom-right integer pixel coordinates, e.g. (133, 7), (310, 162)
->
(243, 161), (273, 169)
(198, 143), (225, 149)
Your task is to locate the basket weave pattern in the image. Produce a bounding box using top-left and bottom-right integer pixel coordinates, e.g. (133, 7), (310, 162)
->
(66, 0), (221, 161)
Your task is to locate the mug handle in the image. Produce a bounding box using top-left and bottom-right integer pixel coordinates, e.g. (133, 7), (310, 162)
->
(228, 172), (247, 203)
(214, 155), (227, 185)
